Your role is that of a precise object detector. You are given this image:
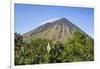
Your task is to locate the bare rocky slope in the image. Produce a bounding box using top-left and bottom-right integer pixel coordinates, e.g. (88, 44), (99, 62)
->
(22, 17), (84, 43)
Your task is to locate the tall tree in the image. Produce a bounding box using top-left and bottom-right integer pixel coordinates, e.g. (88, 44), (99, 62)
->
(15, 33), (24, 65)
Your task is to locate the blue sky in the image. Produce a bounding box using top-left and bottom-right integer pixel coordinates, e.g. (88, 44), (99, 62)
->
(15, 3), (94, 38)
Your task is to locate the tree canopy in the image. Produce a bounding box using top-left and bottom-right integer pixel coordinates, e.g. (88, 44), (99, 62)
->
(15, 30), (94, 65)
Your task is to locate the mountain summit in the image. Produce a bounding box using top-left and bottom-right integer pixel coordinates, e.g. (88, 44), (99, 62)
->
(23, 17), (82, 43)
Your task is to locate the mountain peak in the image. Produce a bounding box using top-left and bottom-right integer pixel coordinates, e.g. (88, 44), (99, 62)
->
(59, 17), (66, 20)
(23, 17), (80, 43)
(23, 17), (85, 43)
(41, 17), (66, 24)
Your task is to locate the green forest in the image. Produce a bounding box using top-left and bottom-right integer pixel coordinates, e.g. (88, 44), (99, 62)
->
(15, 30), (94, 65)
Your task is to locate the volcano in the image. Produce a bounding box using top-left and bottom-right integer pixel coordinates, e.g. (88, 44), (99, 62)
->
(22, 17), (85, 43)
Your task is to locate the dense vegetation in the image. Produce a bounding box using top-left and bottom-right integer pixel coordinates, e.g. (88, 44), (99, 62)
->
(15, 30), (94, 65)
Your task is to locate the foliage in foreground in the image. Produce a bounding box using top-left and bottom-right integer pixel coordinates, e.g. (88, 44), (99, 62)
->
(15, 30), (94, 65)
